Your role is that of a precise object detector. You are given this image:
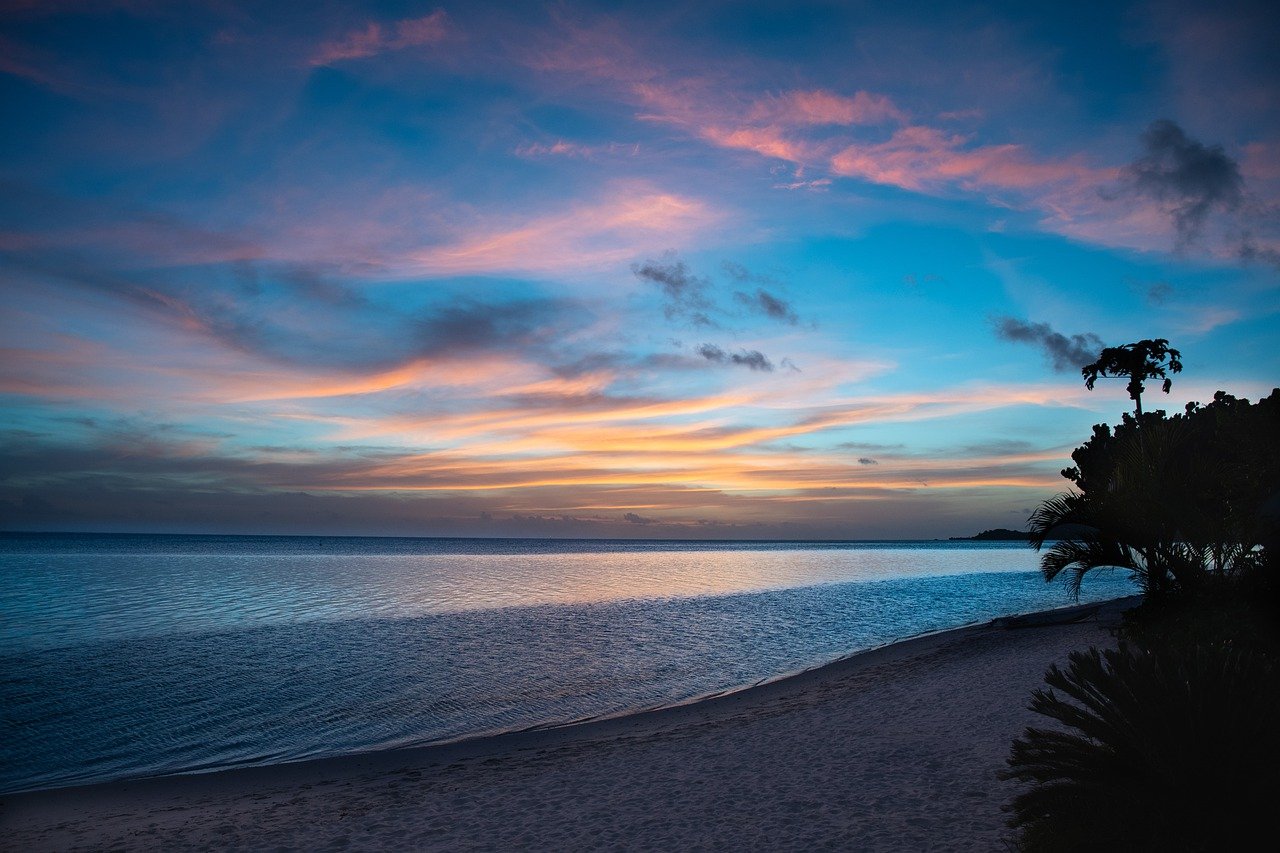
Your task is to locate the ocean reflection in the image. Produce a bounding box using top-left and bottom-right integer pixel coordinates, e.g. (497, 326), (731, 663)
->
(5, 537), (1049, 650)
(0, 536), (1136, 794)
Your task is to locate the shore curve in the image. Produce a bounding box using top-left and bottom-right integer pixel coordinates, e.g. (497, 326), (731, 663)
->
(1, 596), (1138, 851)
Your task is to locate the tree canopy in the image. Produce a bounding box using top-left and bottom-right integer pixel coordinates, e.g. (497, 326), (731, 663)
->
(1031, 389), (1279, 597)
(1081, 338), (1183, 417)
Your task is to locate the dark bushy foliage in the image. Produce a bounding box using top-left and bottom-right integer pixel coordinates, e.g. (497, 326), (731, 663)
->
(1010, 349), (1280, 849)
(1119, 582), (1280, 653)
(1004, 629), (1280, 851)
(1030, 389), (1280, 597)
(1062, 389), (1280, 531)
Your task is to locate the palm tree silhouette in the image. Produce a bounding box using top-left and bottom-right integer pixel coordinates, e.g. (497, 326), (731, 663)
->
(1081, 339), (1182, 419)
(1039, 339), (1185, 598)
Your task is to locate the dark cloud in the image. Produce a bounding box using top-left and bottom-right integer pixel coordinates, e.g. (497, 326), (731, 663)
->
(1121, 120), (1244, 247)
(233, 261), (370, 309)
(635, 256), (803, 329)
(733, 288), (799, 324)
(0, 180), (265, 266)
(720, 261), (760, 283)
(836, 441), (905, 452)
(0, 425), (1074, 540)
(955, 439), (1035, 457)
(414, 298), (574, 356)
(632, 253), (715, 326)
(0, 424), (396, 490)
(1239, 232), (1280, 268)
(858, 457), (878, 465)
(902, 273), (945, 292)
(993, 317), (1104, 373)
(548, 350), (719, 379)
(1146, 281), (1173, 306)
(720, 261), (790, 289)
(722, 261), (800, 325)
(498, 390), (677, 415)
(549, 351), (629, 378)
(0, 184), (592, 375)
(13, 242), (588, 374)
(623, 512), (657, 525)
(696, 343), (774, 371)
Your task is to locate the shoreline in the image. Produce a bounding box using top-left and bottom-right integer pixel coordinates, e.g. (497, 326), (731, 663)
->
(4, 596), (1128, 800)
(2, 595), (1138, 850)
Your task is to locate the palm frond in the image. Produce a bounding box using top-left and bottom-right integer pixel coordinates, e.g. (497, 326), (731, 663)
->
(1038, 536), (1141, 597)
(1004, 640), (1280, 850)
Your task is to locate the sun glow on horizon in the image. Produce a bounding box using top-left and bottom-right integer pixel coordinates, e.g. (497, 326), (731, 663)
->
(1, 0), (1276, 538)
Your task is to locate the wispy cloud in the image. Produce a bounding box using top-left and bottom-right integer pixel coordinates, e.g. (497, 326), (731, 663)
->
(516, 15), (1277, 266)
(632, 253), (716, 326)
(519, 21), (1142, 255)
(514, 140), (640, 158)
(406, 183), (723, 276)
(310, 10), (449, 66)
(830, 126), (1107, 193)
(746, 90), (906, 126)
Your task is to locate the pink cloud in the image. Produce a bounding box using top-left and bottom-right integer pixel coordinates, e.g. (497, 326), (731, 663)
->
(522, 10), (652, 85)
(404, 182), (724, 276)
(697, 126), (817, 164)
(310, 9), (448, 66)
(830, 126), (1107, 193)
(1241, 141), (1280, 183)
(621, 71), (1136, 247)
(520, 24), (1185, 254)
(748, 89), (905, 126)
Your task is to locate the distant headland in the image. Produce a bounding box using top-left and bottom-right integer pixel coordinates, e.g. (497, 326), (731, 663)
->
(950, 528), (1033, 541)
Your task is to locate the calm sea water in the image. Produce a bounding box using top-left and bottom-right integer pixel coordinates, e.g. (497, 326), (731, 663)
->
(0, 533), (1135, 794)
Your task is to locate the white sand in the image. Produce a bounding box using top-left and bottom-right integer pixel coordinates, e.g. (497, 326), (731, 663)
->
(1, 598), (1134, 852)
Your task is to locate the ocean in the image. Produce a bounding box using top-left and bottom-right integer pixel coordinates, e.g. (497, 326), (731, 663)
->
(0, 533), (1135, 794)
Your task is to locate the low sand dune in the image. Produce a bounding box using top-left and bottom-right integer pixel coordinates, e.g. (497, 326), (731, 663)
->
(1, 598), (1134, 852)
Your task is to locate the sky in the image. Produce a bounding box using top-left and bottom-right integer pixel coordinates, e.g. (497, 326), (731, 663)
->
(1, 0), (1278, 539)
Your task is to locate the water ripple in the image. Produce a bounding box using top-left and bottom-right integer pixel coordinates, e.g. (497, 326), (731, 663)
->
(1, 544), (1135, 794)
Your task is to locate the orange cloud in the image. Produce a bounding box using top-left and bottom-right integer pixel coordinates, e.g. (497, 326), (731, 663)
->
(285, 441), (1066, 495)
(216, 355), (541, 403)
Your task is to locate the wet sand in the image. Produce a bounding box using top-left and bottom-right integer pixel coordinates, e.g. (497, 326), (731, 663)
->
(1, 597), (1134, 851)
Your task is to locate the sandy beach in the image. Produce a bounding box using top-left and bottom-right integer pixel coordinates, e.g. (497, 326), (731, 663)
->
(1, 597), (1135, 851)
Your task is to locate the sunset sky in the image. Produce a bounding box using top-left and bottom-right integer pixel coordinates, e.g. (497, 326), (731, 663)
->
(2, 0), (1277, 538)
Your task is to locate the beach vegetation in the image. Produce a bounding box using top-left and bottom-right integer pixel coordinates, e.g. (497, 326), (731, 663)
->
(1004, 623), (1280, 852)
(1028, 388), (1279, 599)
(1007, 340), (1279, 849)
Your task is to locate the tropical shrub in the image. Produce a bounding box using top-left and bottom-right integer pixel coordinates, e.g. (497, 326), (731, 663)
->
(1004, 633), (1280, 851)
(1029, 389), (1280, 598)
(1007, 350), (1280, 850)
